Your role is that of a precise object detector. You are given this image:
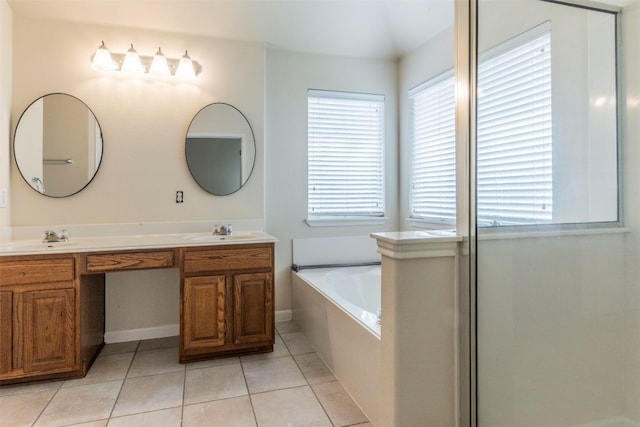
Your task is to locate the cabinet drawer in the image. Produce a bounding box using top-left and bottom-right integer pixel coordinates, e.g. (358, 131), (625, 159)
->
(184, 246), (272, 274)
(0, 257), (75, 286)
(85, 250), (175, 273)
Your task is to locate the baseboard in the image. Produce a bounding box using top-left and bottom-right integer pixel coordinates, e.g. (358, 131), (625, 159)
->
(275, 310), (292, 322)
(105, 314), (292, 343)
(104, 324), (180, 343)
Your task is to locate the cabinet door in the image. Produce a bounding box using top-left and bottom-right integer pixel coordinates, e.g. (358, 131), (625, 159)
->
(233, 272), (274, 345)
(22, 288), (75, 374)
(183, 276), (227, 350)
(0, 291), (11, 374)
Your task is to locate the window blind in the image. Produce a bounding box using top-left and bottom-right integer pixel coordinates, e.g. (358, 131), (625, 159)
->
(477, 22), (552, 225)
(409, 70), (456, 222)
(407, 22), (552, 226)
(308, 90), (385, 217)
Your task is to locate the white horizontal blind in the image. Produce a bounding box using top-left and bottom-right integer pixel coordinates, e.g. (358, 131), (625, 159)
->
(409, 70), (456, 222)
(477, 22), (553, 225)
(308, 90), (385, 217)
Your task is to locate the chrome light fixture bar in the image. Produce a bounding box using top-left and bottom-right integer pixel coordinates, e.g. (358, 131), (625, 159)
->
(91, 41), (201, 78)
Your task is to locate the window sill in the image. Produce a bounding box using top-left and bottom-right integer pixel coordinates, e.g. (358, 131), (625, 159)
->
(477, 224), (630, 240)
(305, 217), (389, 227)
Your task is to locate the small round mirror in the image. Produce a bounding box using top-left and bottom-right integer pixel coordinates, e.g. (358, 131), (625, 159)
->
(14, 93), (104, 198)
(185, 103), (256, 196)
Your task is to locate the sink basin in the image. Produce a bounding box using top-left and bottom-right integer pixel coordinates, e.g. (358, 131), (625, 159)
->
(0, 240), (79, 253)
(183, 231), (265, 243)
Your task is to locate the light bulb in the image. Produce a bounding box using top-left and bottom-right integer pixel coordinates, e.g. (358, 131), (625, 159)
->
(91, 41), (116, 71)
(121, 43), (145, 74)
(149, 47), (171, 76)
(175, 50), (196, 79)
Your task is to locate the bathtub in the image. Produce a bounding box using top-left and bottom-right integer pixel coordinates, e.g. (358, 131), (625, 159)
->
(295, 265), (381, 336)
(292, 264), (382, 424)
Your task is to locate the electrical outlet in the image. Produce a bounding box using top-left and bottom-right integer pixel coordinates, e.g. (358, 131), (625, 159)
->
(176, 191), (184, 203)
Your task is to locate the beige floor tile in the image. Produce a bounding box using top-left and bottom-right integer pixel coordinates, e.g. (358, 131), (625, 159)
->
(294, 352), (336, 385)
(0, 389), (56, 427)
(275, 320), (300, 334)
(251, 386), (332, 427)
(240, 335), (290, 362)
(63, 352), (134, 388)
(242, 356), (307, 394)
(280, 331), (315, 355)
(34, 380), (122, 427)
(312, 381), (368, 426)
(100, 341), (139, 356)
(66, 421), (108, 427)
(0, 380), (62, 397)
(137, 336), (179, 352)
(127, 347), (184, 378)
(183, 396), (257, 427)
(107, 407), (182, 427)
(186, 355), (240, 370)
(111, 371), (184, 417)
(184, 363), (247, 405)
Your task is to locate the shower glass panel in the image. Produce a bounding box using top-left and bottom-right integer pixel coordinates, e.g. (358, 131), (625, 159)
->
(475, 1), (639, 426)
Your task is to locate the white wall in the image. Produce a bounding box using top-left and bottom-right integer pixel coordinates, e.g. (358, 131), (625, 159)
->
(10, 16), (266, 337)
(0, 0), (11, 239)
(478, 232), (627, 426)
(623, 2), (640, 422)
(11, 17), (265, 225)
(265, 49), (399, 312)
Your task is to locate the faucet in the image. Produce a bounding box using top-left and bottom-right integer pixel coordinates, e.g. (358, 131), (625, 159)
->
(31, 176), (45, 193)
(212, 224), (233, 236)
(42, 229), (69, 243)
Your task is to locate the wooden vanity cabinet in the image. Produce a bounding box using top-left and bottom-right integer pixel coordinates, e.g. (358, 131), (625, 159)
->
(1, 241), (274, 382)
(0, 254), (104, 384)
(0, 254), (105, 384)
(180, 243), (274, 362)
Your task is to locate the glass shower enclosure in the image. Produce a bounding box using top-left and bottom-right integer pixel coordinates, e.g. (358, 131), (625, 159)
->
(474, 0), (640, 425)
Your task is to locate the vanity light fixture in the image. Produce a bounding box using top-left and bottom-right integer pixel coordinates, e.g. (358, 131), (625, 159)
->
(149, 47), (171, 76)
(90, 42), (201, 78)
(90, 41), (117, 71)
(120, 44), (145, 74)
(175, 51), (196, 79)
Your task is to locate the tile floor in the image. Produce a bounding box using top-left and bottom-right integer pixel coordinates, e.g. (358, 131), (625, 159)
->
(0, 321), (372, 427)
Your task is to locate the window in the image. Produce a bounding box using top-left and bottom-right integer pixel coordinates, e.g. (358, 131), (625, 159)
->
(476, 22), (552, 225)
(409, 23), (554, 226)
(307, 90), (385, 219)
(409, 70), (456, 223)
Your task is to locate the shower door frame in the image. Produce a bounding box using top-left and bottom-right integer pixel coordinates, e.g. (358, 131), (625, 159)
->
(466, 1), (624, 426)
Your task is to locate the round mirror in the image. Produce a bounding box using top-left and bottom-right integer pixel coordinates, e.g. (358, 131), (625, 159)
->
(185, 103), (256, 196)
(14, 93), (104, 198)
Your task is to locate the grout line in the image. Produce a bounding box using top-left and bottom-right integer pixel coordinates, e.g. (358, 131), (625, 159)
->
(105, 340), (139, 423)
(30, 380), (63, 426)
(180, 357), (187, 427)
(106, 405), (183, 425)
(239, 355), (260, 426)
(291, 352), (337, 427)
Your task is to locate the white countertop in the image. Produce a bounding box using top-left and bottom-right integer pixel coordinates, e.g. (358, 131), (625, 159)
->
(371, 230), (461, 244)
(0, 230), (277, 256)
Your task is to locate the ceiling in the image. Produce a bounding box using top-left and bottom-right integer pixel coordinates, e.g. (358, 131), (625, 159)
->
(7, 0), (635, 59)
(6, 0), (456, 59)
